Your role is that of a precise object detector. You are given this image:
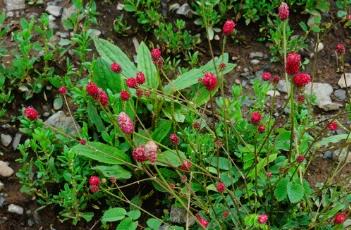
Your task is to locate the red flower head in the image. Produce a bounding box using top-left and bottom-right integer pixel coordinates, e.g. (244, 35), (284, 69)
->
(216, 182), (226, 193)
(117, 112), (134, 134)
(272, 75), (280, 84)
(86, 82), (99, 97)
(286, 52), (301, 75)
(144, 141), (158, 164)
(223, 19), (236, 36)
(169, 133), (179, 145)
(334, 212), (347, 224)
(296, 155), (305, 163)
(223, 210), (229, 218)
(258, 125), (265, 133)
(327, 121), (338, 131)
(196, 214), (209, 228)
(180, 160), (192, 171)
(293, 73), (311, 87)
(151, 48), (161, 60)
(111, 62), (122, 73)
(132, 146), (148, 162)
(90, 185), (99, 193)
(98, 89), (109, 106)
(297, 95), (305, 103)
(193, 121), (201, 130)
(89, 175), (100, 186)
(79, 139), (87, 145)
(126, 78), (137, 88)
(250, 111), (262, 124)
(201, 72), (217, 91)
(58, 86), (67, 95)
(120, 90), (130, 101)
(278, 2), (289, 20)
(336, 43), (346, 55)
(348, 14), (351, 20)
(136, 72), (145, 85)
(136, 88), (144, 98)
(258, 214), (268, 224)
(262, 72), (272, 81)
(24, 106), (39, 121)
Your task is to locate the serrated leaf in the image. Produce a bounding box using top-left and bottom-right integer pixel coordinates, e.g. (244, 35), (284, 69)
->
(102, 207), (126, 222)
(137, 42), (159, 89)
(94, 38), (137, 78)
(93, 165), (131, 179)
(274, 177), (289, 201)
(287, 181), (304, 203)
(72, 142), (131, 165)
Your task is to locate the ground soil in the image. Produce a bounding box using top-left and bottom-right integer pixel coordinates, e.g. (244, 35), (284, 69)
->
(0, 1), (350, 229)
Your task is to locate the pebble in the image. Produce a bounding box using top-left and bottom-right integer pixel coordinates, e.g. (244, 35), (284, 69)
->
(334, 89), (346, 101)
(12, 133), (22, 150)
(250, 59), (260, 65)
(0, 161), (14, 177)
(266, 90), (280, 97)
(323, 151), (334, 159)
(338, 73), (351, 88)
(8, 204), (24, 215)
(0, 181), (4, 191)
(317, 42), (324, 52)
(1, 134), (12, 147)
(170, 206), (195, 225)
(46, 5), (62, 17)
(277, 80), (290, 93)
(0, 195), (5, 208)
(249, 52), (264, 59)
(5, 0), (25, 11)
(304, 83), (342, 111)
(176, 3), (191, 16)
(48, 15), (58, 30)
(45, 111), (81, 136)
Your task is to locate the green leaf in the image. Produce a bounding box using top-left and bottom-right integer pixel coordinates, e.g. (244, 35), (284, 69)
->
(287, 181), (304, 203)
(152, 119), (172, 142)
(94, 38), (137, 78)
(87, 101), (105, 132)
(157, 150), (186, 167)
(147, 218), (162, 230)
(93, 165), (131, 179)
(81, 212), (94, 222)
(72, 142), (131, 165)
(116, 218), (138, 230)
(137, 42), (159, 89)
(127, 210), (141, 220)
(315, 134), (350, 148)
(274, 177), (289, 201)
(206, 157), (231, 170)
(93, 58), (122, 93)
(102, 207), (127, 222)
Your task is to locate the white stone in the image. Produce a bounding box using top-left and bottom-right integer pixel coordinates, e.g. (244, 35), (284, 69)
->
(304, 83), (342, 111)
(45, 111), (81, 136)
(249, 52), (264, 59)
(46, 5), (62, 17)
(0, 161), (14, 177)
(12, 133), (22, 150)
(176, 3), (191, 16)
(317, 42), (324, 52)
(5, 0), (25, 11)
(277, 80), (290, 93)
(266, 90), (280, 97)
(338, 73), (351, 88)
(8, 204), (24, 215)
(250, 59), (260, 65)
(1, 134), (12, 147)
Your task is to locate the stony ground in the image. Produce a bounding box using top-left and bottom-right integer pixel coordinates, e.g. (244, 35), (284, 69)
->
(0, 0), (350, 229)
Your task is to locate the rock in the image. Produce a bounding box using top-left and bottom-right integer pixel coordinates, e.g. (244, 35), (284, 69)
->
(170, 206), (195, 225)
(5, 0), (25, 11)
(335, 148), (351, 163)
(12, 133), (22, 150)
(1, 134), (12, 147)
(0, 181), (4, 191)
(266, 90), (280, 97)
(0, 161), (14, 177)
(214, 35), (220, 41)
(277, 80), (290, 93)
(45, 111), (81, 136)
(323, 151), (334, 159)
(169, 3), (180, 11)
(0, 195), (5, 208)
(249, 52), (264, 59)
(176, 3), (191, 16)
(48, 15), (58, 30)
(53, 97), (63, 110)
(8, 204), (24, 215)
(304, 83), (342, 111)
(338, 73), (351, 88)
(46, 5), (62, 17)
(250, 59), (260, 65)
(317, 42), (324, 52)
(56, 31), (69, 38)
(87, 29), (101, 37)
(116, 3), (124, 10)
(334, 89), (346, 101)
